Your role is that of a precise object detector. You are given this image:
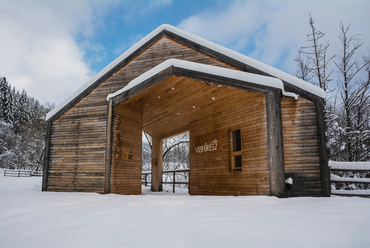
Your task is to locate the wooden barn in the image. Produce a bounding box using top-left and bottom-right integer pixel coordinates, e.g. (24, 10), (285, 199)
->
(42, 24), (330, 197)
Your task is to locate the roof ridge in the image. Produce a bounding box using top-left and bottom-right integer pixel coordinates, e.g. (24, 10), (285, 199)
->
(46, 24), (325, 121)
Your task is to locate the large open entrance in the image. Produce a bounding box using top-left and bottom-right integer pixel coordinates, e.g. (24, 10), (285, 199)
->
(108, 74), (272, 195)
(142, 131), (190, 194)
(106, 60), (288, 196)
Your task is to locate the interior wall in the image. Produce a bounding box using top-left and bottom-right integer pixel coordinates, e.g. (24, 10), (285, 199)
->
(281, 97), (322, 196)
(111, 101), (143, 194)
(189, 92), (269, 196)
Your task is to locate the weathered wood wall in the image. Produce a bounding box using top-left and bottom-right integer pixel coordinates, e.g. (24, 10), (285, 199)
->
(111, 102), (143, 194)
(47, 116), (106, 192)
(281, 97), (322, 196)
(46, 36), (235, 192)
(189, 92), (269, 196)
(45, 32), (325, 197)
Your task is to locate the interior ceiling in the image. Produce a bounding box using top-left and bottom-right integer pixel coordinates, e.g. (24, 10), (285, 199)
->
(117, 75), (262, 139)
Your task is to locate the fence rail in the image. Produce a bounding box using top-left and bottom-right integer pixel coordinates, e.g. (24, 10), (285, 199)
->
(329, 161), (370, 198)
(4, 169), (43, 177)
(142, 168), (189, 193)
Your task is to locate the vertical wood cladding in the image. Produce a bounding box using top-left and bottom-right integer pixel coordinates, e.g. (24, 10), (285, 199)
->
(111, 102), (143, 195)
(189, 92), (269, 196)
(281, 97), (322, 196)
(46, 36), (235, 192)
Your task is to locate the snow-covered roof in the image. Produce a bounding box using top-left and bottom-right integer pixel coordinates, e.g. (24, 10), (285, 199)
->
(107, 59), (299, 101)
(46, 24), (325, 121)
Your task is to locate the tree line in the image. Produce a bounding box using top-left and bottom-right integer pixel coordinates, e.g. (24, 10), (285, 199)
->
(0, 77), (54, 170)
(1, 16), (369, 174)
(295, 15), (370, 162)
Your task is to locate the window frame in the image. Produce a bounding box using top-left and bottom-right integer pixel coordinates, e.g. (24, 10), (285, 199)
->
(230, 128), (242, 172)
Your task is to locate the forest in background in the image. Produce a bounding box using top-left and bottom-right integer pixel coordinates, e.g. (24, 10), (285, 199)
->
(0, 77), (54, 170)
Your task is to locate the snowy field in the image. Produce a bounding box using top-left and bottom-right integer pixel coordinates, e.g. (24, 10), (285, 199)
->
(1, 174), (370, 248)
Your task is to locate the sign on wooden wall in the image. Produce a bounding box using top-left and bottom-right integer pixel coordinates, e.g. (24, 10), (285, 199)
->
(123, 148), (133, 160)
(193, 130), (222, 154)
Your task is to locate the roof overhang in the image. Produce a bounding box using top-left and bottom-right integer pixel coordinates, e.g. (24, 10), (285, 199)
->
(107, 59), (299, 106)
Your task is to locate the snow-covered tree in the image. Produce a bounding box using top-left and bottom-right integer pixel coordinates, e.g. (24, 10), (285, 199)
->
(0, 77), (54, 170)
(334, 22), (370, 161)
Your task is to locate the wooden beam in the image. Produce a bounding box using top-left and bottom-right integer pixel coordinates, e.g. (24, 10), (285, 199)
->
(172, 67), (269, 95)
(315, 100), (331, 197)
(104, 99), (113, 194)
(42, 121), (52, 191)
(151, 137), (163, 192)
(266, 90), (286, 198)
(157, 125), (190, 140)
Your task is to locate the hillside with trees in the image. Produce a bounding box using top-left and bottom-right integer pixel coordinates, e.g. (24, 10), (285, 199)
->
(0, 77), (54, 171)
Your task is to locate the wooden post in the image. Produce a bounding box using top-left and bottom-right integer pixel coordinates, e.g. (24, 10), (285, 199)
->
(42, 121), (52, 191)
(315, 100), (331, 197)
(104, 99), (113, 194)
(151, 137), (163, 192)
(173, 171), (176, 193)
(266, 90), (286, 198)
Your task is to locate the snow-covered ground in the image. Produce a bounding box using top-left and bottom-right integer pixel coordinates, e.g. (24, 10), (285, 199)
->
(1, 173), (370, 248)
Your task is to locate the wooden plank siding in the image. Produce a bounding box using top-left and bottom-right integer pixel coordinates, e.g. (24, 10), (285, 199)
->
(44, 31), (328, 197)
(45, 36), (237, 193)
(110, 102), (143, 194)
(189, 92), (270, 196)
(281, 97), (322, 196)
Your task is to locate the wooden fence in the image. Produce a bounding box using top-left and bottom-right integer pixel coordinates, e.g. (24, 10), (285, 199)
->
(329, 161), (370, 198)
(4, 169), (43, 177)
(142, 168), (190, 193)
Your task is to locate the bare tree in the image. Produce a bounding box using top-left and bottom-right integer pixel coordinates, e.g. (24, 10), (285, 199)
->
(334, 22), (370, 161)
(294, 51), (311, 81)
(142, 131), (190, 172)
(299, 14), (335, 95)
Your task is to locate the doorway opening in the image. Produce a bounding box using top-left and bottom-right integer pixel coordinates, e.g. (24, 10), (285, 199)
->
(142, 131), (190, 194)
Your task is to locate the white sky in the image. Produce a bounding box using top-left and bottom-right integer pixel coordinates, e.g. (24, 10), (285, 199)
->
(0, 0), (369, 105)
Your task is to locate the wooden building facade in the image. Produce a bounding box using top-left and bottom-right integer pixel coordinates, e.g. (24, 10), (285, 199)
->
(42, 24), (330, 197)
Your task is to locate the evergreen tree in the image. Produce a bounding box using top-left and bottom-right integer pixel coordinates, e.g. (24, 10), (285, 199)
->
(0, 77), (8, 121)
(5, 84), (14, 124)
(0, 77), (55, 170)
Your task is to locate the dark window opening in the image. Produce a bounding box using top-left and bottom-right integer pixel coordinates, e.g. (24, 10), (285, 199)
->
(231, 129), (242, 171)
(232, 129), (241, 152)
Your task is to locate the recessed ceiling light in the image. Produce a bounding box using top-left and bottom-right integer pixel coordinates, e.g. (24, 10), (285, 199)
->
(192, 106), (196, 108)
(158, 96), (161, 99)
(212, 97), (215, 100)
(177, 113), (180, 115)
(171, 87), (175, 90)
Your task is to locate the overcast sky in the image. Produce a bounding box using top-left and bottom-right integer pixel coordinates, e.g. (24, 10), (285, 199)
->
(1, 0), (369, 105)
